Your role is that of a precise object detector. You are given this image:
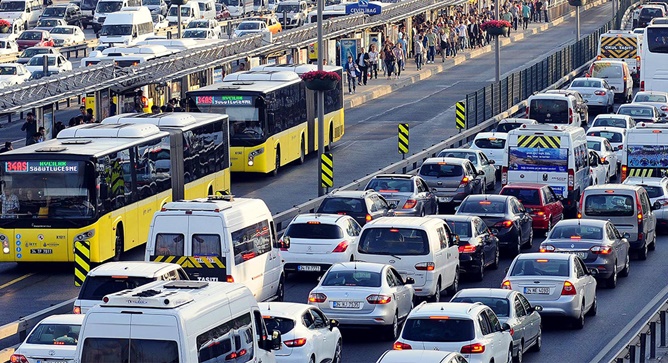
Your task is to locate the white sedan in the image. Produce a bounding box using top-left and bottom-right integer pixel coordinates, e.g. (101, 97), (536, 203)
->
(10, 314), (84, 363)
(436, 148), (496, 193)
(186, 19), (222, 39)
(259, 302), (342, 363)
(0, 63), (31, 86)
(586, 126), (626, 162)
(587, 136), (618, 179)
(632, 90), (668, 117)
(50, 26), (85, 47)
(588, 149), (609, 185)
(567, 77), (615, 113)
(182, 28), (217, 39)
(26, 54), (72, 74)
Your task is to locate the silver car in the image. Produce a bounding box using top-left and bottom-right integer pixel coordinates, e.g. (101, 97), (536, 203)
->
(307, 262), (415, 341)
(501, 253), (597, 329)
(451, 288), (543, 362)
(632, 91), (668, 118)
(567, 77), (615, 113)
(436, 149), (496, 193)
(364, 174), (437, 217)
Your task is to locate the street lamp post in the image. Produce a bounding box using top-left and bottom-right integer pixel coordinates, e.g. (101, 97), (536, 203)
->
(494, 0), (500, 83)
(575, 5), (580, 42)
(316, 0), (326, 196)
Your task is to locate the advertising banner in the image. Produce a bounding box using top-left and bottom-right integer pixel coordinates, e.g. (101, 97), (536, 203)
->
(627, 145), (668, 168)
(509, 147), (568, 172)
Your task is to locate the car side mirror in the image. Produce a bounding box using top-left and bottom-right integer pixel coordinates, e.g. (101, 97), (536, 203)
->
(388, 203), (397, 209)
(653, 201), (662, 210)
(557, 195), (565, 201)
(490, 228), (499, 236)
(502, 323), (512, 332)
(488, 159), (495, 164)
(588, 268), (598, 276)
(269, 329), (282, 350)
(622, 232), (631, 239)
(277, 236), (290, 249)
(404, 277), (415, 284)
(478, 170), (485, 176)
(329, 319), (339, 331)
(611, 86), (617, 91)
(453, 206), (459, 212)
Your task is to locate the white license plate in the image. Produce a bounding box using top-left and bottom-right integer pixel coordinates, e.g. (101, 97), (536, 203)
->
(438, 197), (452, 203)
(332, 301), (361, 309)
(563, 251), (588, 260)
(297, 265), (321, 272)
(38, 361), (68, 363)
(524, 287), (550, 295)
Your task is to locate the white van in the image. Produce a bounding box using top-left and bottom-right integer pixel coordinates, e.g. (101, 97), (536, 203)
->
(526, 93), (584, 128)
(0, 0), (43, 29)
(621, 122), (668, 181)
(356, 216), (460, 302)
(219, 0), (253, 17)
(166, 2), (200, 26)
(76, 280), (281, 363)
(192, 0), (215, 20)
(145, 195), (286, 302)
(275, 0), (308, 28)
(597, 30), (641, 85)
(98, 6), (154, 46)
(92, 0), (141, 32)
(503, 124), (589, 214)
(588, 60), (634, 103)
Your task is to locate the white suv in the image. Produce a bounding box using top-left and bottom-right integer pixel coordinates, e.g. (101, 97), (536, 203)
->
(279, 213), (361, 274)
(393, 302), (513, 363)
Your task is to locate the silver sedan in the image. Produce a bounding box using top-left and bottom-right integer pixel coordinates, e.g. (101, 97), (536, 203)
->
(364, 174), (437, 216)
(308, 262), (415, 341)
(436, 148), (496, 192)
(568, 77), (615, 113)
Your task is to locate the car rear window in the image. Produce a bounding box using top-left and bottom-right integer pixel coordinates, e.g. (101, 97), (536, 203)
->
(27, 323), (81, 345)
(587, 131), (623, 143)
(318, 197), (365, 214)
(587, 141), (602, 150)
(402, 318), (475, 342)
(458, 199), (506, 214)
(367, 178), (414, 193)
(284, 223), (344, 239)
(640, 185), (664, 198)
(446, 221), (472, 240)
(358, 227), (429, 255)
(78, 276), (154, 300)
(641, 7), (663, 16)
(474, 138), (505, 149)
(617, 107), (653, 117)
(591, 64), (623, 78)
(496, 122), (523, 133)
(592, 117), (627, 128)
(451, 297), (510, 317)
(263, 317), (296, 335)
(500, 188), (541, 205)
(635, 94), (668, 103)
(321, 270), (382, 287)
(530, 99), (569, 124)
(435, 151), (477, 163)
(570, 79), (602, 88)
(549, 225), (603, 239)
(584, 194), (635, 216)
(510, 258), (570, 277)
(419, 163), (463, 178)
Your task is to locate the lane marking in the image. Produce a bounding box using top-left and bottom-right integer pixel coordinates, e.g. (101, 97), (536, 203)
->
(0, 273), (35, 290)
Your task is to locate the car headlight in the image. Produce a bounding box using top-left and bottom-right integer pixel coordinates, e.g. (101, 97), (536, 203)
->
(248, 147), (265, 166)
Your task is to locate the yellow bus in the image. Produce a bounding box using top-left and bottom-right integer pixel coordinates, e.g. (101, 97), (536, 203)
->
(0, 113), (230, 263)
(186, 65), (345, 175)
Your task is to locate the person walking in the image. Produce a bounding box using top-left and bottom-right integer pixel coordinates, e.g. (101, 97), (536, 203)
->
(456, 21), (467, 51)
(414, 35), (424, 70)
(522, 1), (531, 29)
(425, 28), (437, 63)
(535, 0), (543, 22)
(392, 43), (405, 79)
(383, 44), (396, 79)
(439, 28), (449, 61)
(20, 112), (36, 145)
(502, 7), (513, 36)
(357, 50), (370, 85)
(368, 44), (379, 80)
(344, 55), (360, 94)
(448, 23), (458, 57)
(397, 34), (407, 71)
(543, 0), (549, 22)
(510, 1), (519, 30)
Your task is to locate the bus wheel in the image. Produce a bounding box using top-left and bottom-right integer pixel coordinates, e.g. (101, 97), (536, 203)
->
(271, 149), (280, 177)
(298, 138), (305, 164)
(112, 227), (124, 261)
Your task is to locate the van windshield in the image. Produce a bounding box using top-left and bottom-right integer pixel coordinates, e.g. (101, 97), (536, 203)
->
(530, 99), (569, 124)
(358, 227), (430, 255)
(402, 318), (475, 342)
(100, 24), (132, 36)
(591, 65), (623, 78)
(0, 1), (25, 11)
(96, 1), (122, 13)
(78, 276), (154, 300)
(81, 338), (178, 363)
(584, 194), (634, 216)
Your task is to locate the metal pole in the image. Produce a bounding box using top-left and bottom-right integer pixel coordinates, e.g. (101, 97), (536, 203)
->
(317, 0), (325, 196)
(177, 4), (182, 39)
(42, 54), (48, 76)
(494, 0), (500, 83)
(612, 0), (617, 29)
(576, 6), (580, 42)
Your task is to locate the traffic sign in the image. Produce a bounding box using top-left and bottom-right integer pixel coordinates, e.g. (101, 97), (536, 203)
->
(398, 123), (409, 154)
(456, 101), (466, 129)
(321, 153), (333, 188)
(74, 240), (90, 287)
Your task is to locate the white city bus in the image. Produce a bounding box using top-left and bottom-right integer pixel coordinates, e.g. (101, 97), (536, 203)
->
(640, 23), (668, 92)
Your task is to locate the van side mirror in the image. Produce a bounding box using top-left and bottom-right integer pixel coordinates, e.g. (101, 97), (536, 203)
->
(531, 305), (543, 313)
(502, 323), (512, 332)
(488, 159), (495, 164)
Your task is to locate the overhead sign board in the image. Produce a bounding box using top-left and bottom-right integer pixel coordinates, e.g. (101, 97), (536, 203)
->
(346, 2), (381, 15)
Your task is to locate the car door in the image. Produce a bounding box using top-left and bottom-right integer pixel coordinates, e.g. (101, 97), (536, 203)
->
(641, 191), (657, 243)
(385, 267), (406, 318)
(479, 152), (495, 186)
(605, 223), (622, 270)
(475, 218), (494, 263)
(307, 308), (331, 360)
(484, 309), (508, 363)
(390, 267), (412, 317)
(512, 294), (530, 350)
(416, 177), (436, 214)
(466, 161), (482, 193)
(375, 195), (393, 218)
(574, 257), (595, 311)
(518, 293), (540, 345)
(513, 199), (532, 241)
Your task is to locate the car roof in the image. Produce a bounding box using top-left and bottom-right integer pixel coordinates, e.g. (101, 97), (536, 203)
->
(516, 252), (571, 260)
(440, 148), (479, 154)
(372, 174), (415, 180)
(464, 194), (513, 202)
(435, 214), (476, 222)
(378, 350), (458, 361)
(365, 216), (442, 228)
(410, 302), (484, 319)
(475, 131), (507, 139)
(291, 213), (349, 224)
(330, 261), (387, 273)
(572, 76), (605, 82)
(554, 218), (608, 227)
(623, 176), (668, 186)
(328, 190), (375, 198)
(454, 288), (514, 299)
(593, 114), (631, 119)
(258, 302), (311, 317)
(501, 183), (548, 190)
(498, 118), (537, 124)
(635, 91), (668, 96)
(585, 184), (640, 192)
(36, 314), (86, 325)
(423, 157), (468, 165)
(618, 103), (654, 109)
(87, 261), (182, 277)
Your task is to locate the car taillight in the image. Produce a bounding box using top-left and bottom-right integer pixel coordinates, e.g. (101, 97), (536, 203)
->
(415, 262), (435, 271)
(332, 241), (349, 253)
(403, 199), (417, 209)
(10, 355), (28, 363)
(494, 220), (513, 228)
(501, 166), (508, 185)
(461, 343), (486, 354)
(458, 244), (477, 253)
(561, 281), (576, 295)
(636, 191), (644, 223)
(596, 55), (602, 60)
(640, 81), (645, 91)
(501, 280), (511, 289)
(73, 305), (81, 314)
(539, 245), (555, 252)
(594, 90), (606, 96)
(590, 246), (612, 254)
(618, 145), (623, 150)
(308, 293), (327, 303)
(569, 108), (573, 124)
(284, 338), (307, 347)
(278, 238), (289, 251)
(459, 176), (470, 188)
(568, 169), (574, 191)
(662, 105), (668, 112)
(577, 193), (584, 218)
(226, 275), (235, 283)
(621, 165), (628, 181)
(365, 214), (372, 222)
(394, 342), (412, 350)
(367, 294), (392, 304)
(656, 198), (668, 206)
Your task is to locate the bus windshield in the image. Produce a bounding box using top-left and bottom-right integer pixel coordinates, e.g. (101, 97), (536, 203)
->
(191, 103), (264, 146)
(0, 160), (94, 220)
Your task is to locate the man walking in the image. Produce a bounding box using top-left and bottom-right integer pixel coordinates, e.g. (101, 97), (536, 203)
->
(426, 29), (437, 63)
(20, 112), (36, 145)
(344, 55), (360, 94)
(522, 1), (531, 29)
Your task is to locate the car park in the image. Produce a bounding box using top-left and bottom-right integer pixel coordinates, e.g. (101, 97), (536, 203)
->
(279, 213), (361, 274)
(451, 288), (543, 362)
(588, 150), (610, 185)
(436, 148), (496, 193)
(567, 77), (615, 113)
(376, 350), (469, 363)
(308, 262), (415, 340)
(316, 190), (395, 226)
(418, 157), (484, 211)
(393, 302), (513, 363)
(259, 302), (342, 363)
(436, 214), (500, 281)
(49, 25), (85, 46)
(40, 3), (84, 27)
(623, 176), (668, 231)
(0, 62), (30, 86)
(469, 131), (507, 175)
(456, 194), (534, 255)
(494, 117), (538, 133)
(631, 90), (668, 114)
(500, 183), (565, 235)
(25, 53), (72, 73)
(356, 217), (459, 302)
(364, 174), (438, 216)
(16, 30), (54, 50)
(34, 17), (68, 32)
(502, 253), (597, 329)
(587, 135), (619, 179)
(540, 219), (630, 288)
(588, 60), (634, 103)
(0, 38), (18, 54)
(617, 103), (664, 123)
(10, 314), (84, 363)
(545, 89), (589, 125)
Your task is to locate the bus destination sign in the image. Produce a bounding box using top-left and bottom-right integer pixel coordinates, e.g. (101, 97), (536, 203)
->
(196, 95), (253, 106)
(4, 161), (79, 173)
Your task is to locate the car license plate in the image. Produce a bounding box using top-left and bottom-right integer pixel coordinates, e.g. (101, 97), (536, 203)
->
(332, 301), (361, 309)
(37, 361), (68, 363)
(297, 265), (321, 272)
(524, 287), (550, 295)
(562, 251), (588, 259)
(438, 197), (452, 203)
(30, 248), (53, 254)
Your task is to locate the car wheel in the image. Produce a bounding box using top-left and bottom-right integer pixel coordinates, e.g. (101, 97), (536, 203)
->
(419, 208), (425, 217)
(620, 253), (630, 277)
(490, 243), (500, 270)
(481, 179), (487, 194)
(384, 312), (399, 341)
(475, 255), (485, 282)
(309, 356), (315, 363)
(430, 281), (441, 302)
(332, 339), (342, 363)
(530, 327), (542, 352)
(511, 233), (521, 256)
(523, 228), (533, 249)
(573, 300), (585, 329)
(446, 270), (459, 295)
(545, 218), (553, 237)
(514, 342), (523, 363)
(587, 296), (597, 317)
(275, 275), (285, 301)
(506, 348), (513, 363)
(638, 242), (648, 260)
(606, 263), (617, 289)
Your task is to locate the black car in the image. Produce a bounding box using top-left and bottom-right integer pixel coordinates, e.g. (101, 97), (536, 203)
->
(40, 4), (84, 28)
(436, 214), (499, 281)
(455, 194), (533, 256)
(316, 190), (395, 226)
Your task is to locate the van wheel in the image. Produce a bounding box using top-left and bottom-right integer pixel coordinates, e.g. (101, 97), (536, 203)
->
(112, 227), (123, 261)
(275, 275), (285, 302)
(429, 281), (441, 302)
(638, 243), (648, 260)
(446, 270), (459, 295)
(648, 233), (656, 251)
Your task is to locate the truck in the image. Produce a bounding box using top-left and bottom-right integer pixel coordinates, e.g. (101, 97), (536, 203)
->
(597, 30), (641, 85)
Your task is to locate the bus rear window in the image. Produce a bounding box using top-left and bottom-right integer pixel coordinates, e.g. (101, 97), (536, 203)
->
(402, 318), (474, 342)
(647, 28), (668, 53)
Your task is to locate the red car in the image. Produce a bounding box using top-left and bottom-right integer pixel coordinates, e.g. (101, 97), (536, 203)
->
(16, 30), (54, 51)
(499, 183), (564, 235)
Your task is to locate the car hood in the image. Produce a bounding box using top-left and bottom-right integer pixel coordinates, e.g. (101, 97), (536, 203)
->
(0, 74), (20, 81)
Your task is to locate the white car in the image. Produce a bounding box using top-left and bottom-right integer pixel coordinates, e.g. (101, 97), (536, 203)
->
(152, 14), (168, 30)
(376, 350), (469, 363)
(589, 114), (635, 131)
(586, 126), (626, 162)
(632, 91), (668, 116)
(259, 302), (342, 363)
(469, 131), (507, 178)
(501, 252), (597, 329)
(234, 20), (269, 38)
(50, 25), (85, 47)
(494, 117), (538, 133)
(0, 38), (18, 54)
(186, 18), (222, 38)
(623, 176), (668, 230)
(588, 150), (609, 185)
(567, 77), (615, 113)
(26, 53), (72, 73)
(279, 213), (361, 274)
(33, 18), (68, 32)
(17, 46), (61, 64)
(394, 302), (513, 363)
(0, 63), (31, 86)
(182, 28), (217, 39)
(10, 314), (84, 363)
(436, 148), (496, 192)
(587, 136), (618, 179)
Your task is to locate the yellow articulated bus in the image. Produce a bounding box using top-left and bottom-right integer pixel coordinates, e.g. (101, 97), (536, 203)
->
(186, 65), (345, 175)
(0, 113), (230, 263)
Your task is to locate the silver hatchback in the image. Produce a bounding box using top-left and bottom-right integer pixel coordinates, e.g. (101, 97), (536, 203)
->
(418, 157), (484, 210)
(364, 174), (438, 217)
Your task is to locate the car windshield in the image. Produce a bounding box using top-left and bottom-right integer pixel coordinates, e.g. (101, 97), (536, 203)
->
(262, 317), (296, 335)
(501, 188), (540, 205)
(28, 56), (56, 65)
(0, 66), (17, 75)
(451, 297), (510, 317)
(617, 106), (654, 117)
(634, 94), (668, 103)
(358, 227), (430, 255)
(188, 21), (210, 28)
(587, 140), (602, 150)
(647, 28), (668, 53)
(238, 22), (260, 30)
(29, 70), (58, 79)
(549, 224), (603, 239)
(402, 318), (475, 342)
(96, 1), (122, 12)
(419, 163), (463, 178)
(0, 1), (25, 11)
(592, 117), (627, 128)
(143, 0), (161, 4)
(276, 4), (299, 12)
(318, 197), (365, 214)
(584, 194), (634, 216)
(18, 32), (43, 40)
(510, 258), (570, 276)
(570, 79), (602, 88)
(184, 29), (207, 38)
(38, 19), (59, 27)
(587, 131), (623, 143)
(100, 24), (132, 36)
(446, 221), (472, 239)
(27, 323), (81, 346)
(640, 185), (664, 198)
(168, 6), (192, 16)
(78, 276), (154, 300)
(51, 27), (74, 34)
(321, 270), (382, 287)
(496, 122), (523, 133)
(474, 137), (505, 149)
(458, 199), (507, 214)
(42, 7), (67, 16)
(641, 7), (663, 16)
(284, 223), (343, 239)
(366, 178), (413, 193)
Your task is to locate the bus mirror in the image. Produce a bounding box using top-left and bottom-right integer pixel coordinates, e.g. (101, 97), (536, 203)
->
(99, 183), (109, 200)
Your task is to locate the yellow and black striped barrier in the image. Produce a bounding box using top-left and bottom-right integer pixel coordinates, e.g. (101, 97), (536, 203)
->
(321, 153), (333, 188)
(517, 135), (561, 148)
(74, 241), (90, 287)
(398, 123), (409, 154)
(153, 255), (226, 269)
(628, 168), (665, 178)
(456, 101), (466, 130)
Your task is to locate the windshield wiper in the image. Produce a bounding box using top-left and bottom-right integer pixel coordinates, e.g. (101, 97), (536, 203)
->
(390, 254), (402, 260)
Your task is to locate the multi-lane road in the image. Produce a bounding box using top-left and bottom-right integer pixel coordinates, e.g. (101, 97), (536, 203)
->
(0, 2), (660, 362)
